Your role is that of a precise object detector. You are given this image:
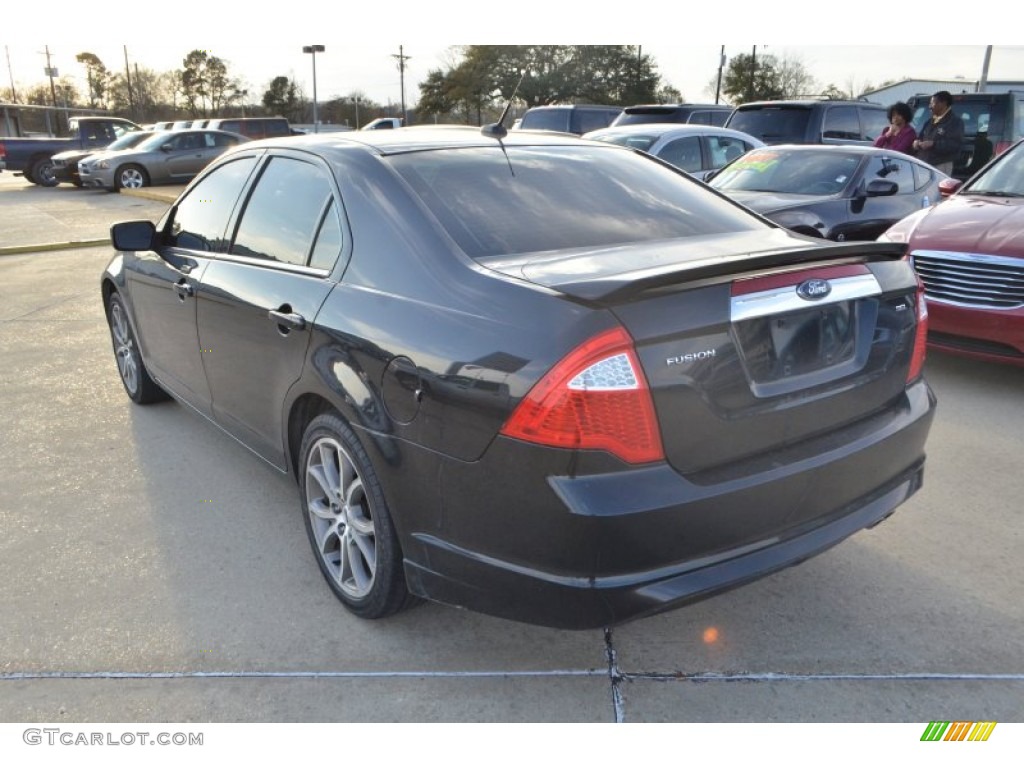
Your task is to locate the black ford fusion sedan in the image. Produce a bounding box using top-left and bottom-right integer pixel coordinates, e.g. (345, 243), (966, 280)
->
(709, 145), (946, 242)
(101, 127), (935, 629)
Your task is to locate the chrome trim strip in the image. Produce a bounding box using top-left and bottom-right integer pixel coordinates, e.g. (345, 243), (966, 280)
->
(911, 249), (1024, 270)
(730, 273), (882, 322)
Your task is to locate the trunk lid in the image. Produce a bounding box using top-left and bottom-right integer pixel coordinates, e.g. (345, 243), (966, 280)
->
(483, 233), (921, 474)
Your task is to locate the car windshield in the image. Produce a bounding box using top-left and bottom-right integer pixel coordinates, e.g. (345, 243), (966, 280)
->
(591, 133), (660, 152)
(388, 145), (764, 259)
(728, 107), (812, 143)
(710, 148), (862, 195)
(963, 141), (1024, 196)
(107, 131), (154, 151)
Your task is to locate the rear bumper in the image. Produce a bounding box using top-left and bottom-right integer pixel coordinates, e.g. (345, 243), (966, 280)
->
(402, 379), (936, 629)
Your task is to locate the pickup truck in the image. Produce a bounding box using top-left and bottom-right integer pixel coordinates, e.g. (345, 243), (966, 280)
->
(0, 116), (142, 186)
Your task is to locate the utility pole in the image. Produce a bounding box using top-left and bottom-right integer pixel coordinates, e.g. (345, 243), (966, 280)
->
(392, 45), (410, 125)
(124, 46), (136, 120)
(749, 45), (757, 102)
(715, 46), (726, 104)
(43, 46), (58, 108)
(5, 45), (18, 102)
(979, 45), (993, 92)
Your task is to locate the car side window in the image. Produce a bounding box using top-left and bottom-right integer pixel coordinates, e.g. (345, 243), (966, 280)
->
(912, 162), (935, 191)
(575, 109), (616, 135)
(708, 136), (748, 168)
(822, 106), (860, 141)
(866, 156), (914, 194)
(656, 136), (703, 172)
(169, 155), (259, 252)
(309, 198), (343, 271)
(230, 156), (338, 267)
(860, 108), (889, 142)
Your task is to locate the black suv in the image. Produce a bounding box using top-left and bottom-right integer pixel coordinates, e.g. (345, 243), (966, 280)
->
(516, 104), (622, 135)
(611, 103), (733, 128)
(725, 99), (888, 146)
(906, 91), (1024, 180)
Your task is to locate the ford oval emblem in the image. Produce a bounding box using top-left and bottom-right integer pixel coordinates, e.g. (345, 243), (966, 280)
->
(796, 278), (831, 301)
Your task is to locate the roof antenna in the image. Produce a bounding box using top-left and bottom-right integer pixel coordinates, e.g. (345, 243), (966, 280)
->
(481, 72), (525, 139)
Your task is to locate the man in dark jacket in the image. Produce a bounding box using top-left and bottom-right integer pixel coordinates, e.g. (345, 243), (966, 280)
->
(913, 91), (964, 175)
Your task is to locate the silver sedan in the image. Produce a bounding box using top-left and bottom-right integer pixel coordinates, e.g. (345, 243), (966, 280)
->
(78, 129), (249, 190)
(583, 123), (764, 180)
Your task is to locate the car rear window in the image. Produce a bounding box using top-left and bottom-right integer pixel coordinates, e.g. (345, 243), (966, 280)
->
(614, 107), (680, 126)
(387, 145), (764, 259)
(728, 106), (812, 143)
(519, 109), (569, 132)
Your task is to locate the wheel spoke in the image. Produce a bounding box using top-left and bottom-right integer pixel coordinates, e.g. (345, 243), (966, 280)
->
(344, 532), (374, 591)
(307, 496), (334, 521)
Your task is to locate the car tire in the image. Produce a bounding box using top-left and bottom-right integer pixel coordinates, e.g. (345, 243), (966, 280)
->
(30, 157), (58, 187)
(115, 164), (149, 190)
(106, 292), (167, 404)
(299, 413), (417, 619)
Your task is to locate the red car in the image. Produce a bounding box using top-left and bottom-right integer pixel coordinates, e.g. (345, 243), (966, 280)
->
(880, 138), (1024, 366)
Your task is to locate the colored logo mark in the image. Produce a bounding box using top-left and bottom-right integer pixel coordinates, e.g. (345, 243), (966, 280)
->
(921, 722), (997, 742)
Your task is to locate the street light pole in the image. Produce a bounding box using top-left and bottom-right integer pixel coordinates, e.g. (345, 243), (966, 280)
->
(303, 45), (325, 133)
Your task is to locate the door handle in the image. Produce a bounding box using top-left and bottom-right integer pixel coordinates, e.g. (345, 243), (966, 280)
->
(268, 309), (306, 331)
(174, 280), (193, 299)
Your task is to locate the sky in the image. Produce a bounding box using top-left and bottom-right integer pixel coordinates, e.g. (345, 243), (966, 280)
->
(5, 4), (1023, 114)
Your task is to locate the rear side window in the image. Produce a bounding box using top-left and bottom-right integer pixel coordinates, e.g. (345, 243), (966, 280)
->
(388, 145), (764, 259)
(708, 135), (750, 167)
(520, 109), (569, 132)
(230, 156), (339, 267)
(656, 136), (703, 172)
(860, 108), (888, 142)
(822, 106), (861, 141)
(572, 109), (619, 134)
(728, 107), (811, 143)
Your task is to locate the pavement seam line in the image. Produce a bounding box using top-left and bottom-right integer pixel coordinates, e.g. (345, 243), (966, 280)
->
(619, 672), (1024, 682)
(2, 289), (93, 324)
(0, 670), (607, 680)
(604, 627), (626, 723)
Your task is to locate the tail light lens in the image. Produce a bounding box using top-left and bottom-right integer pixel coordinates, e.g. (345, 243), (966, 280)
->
(907, 282), (928, 383)
(500, 326), (664, 464)
(994, 140), (1012, 157)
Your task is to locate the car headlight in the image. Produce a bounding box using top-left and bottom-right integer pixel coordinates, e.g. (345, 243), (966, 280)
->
(97, 160), (110, 169)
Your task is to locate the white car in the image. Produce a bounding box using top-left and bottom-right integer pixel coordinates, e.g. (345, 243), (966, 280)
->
(584, 123), (764, 180)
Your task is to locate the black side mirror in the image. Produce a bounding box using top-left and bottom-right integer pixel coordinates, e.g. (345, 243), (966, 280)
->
(111, 220), (156, 252)
(865, 179), (899, 197)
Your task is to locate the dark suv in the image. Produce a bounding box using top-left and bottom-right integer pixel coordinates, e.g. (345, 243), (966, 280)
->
(517, 104), (622, 135)
(725, 99), (888, 146)
(906, 91), (1024, 180)
(611, 103), (733, 128)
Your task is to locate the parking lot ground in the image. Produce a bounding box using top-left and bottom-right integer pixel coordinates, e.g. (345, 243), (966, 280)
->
(1, 182), (1023, 723)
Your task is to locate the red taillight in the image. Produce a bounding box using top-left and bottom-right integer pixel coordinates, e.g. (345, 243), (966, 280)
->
(994, 140), (1012, 156)
(907, 283), (928, 383)
(500, 326), (664, 464)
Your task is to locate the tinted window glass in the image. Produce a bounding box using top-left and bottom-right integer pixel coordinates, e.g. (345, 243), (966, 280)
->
(728, 107), (811, 143)
(822, 106), (860, 141)
(860, 108), (889, 142)
(595, 133), (658, 152)
(169, 155), (259, 251)
(912, 161), (935, 191)
(865, 155), (914, 193)
(231, 156), (336, 266)
(656, 136), (703, 172)
(388, 146), (764, 259)
(707, 110), (730, 127)
(708, 135), (750, 168)
(712, 148), (861, 195)
(309, 199), (343, 271)
(520, 109), (569, 132)
(574, 109), (618, 134)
